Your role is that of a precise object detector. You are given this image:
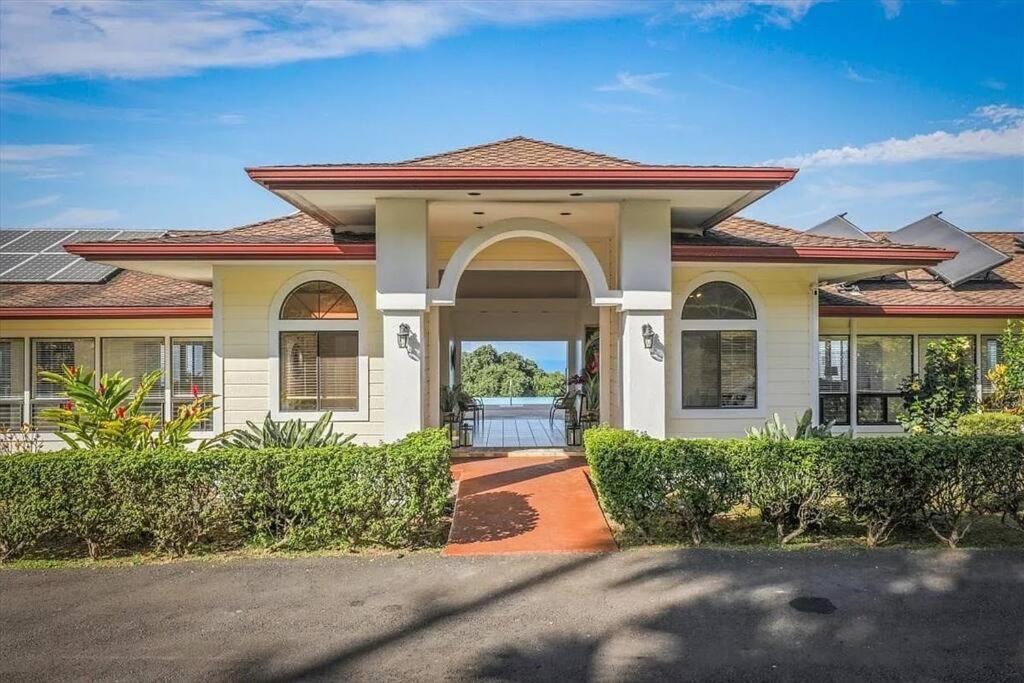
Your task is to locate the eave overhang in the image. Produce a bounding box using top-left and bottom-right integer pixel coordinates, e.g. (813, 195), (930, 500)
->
(63, 242), (376, 260)
(0, 306), (212, 319)
(245, 165), (799, 191)
(671, 245), (957, 265)
(820, 305), (1024, 318)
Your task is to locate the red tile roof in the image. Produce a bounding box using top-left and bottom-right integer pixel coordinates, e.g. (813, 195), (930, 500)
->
(400, 136), (643, 168)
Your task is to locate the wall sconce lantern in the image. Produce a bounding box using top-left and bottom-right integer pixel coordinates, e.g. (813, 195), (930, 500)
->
(460, 421), (474, 448)
(397, 323), (411, 349)
(641, 323), (655, 350)
(565, 423), (582, 447)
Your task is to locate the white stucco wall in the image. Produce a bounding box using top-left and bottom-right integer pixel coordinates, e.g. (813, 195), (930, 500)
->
(216, 264), (385, 443)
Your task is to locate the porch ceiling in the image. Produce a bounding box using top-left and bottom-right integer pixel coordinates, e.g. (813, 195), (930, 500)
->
(271, 187), (773, 232)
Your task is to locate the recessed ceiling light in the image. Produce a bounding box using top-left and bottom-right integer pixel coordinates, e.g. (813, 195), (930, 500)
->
(475, 225), (483, 230)
(473, 211), (484, 215)
(569, 192), (583, 197)
(560, 212), (572, 216)
(468, 191), (481, 196)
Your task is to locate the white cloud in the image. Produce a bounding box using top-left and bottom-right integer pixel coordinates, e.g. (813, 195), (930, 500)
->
(843, 62), (876, 84)
(596, 71), (669, 96)
(675, 1), (824, 29)
(981, 78), (1007, 91)
(0, 144), (90, 162)
(765, 109), (1024, 167)
(0, 1), (638, 80)
(216, 113), (246, 126)
(880, 0), (902, 19)
(16, 193), (61, 209)
(40, 207), (121, 227)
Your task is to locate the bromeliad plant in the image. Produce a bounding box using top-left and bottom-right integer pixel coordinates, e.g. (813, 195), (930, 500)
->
(39, 365), (214, 450)
(746, 409), (837, 441)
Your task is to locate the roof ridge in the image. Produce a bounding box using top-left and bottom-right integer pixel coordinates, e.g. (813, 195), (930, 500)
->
(400, 135), (643, 166)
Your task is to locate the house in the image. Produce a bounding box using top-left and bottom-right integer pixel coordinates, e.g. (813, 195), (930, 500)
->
(1, 137), (1021, 446)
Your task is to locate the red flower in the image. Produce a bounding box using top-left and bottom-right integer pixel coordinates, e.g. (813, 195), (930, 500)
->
(115, 406), (126, 419)
(191, 384), (199, 398)
(98, 382), (107, 395)
(63, 401), (74, 411)
(68, 366), (78, 377)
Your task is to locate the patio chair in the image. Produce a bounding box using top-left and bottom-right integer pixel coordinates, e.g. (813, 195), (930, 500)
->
(549, 390), (574, 426)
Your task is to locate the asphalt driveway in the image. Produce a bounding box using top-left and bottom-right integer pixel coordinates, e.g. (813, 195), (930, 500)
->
(2, 548), (1023, 681)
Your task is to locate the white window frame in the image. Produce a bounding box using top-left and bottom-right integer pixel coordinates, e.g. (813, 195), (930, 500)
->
(672, 272), (767, 419)
(267, 271), (370, 422)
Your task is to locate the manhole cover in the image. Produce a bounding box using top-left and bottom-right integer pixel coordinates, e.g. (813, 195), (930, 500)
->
(789, 596), (836, 614)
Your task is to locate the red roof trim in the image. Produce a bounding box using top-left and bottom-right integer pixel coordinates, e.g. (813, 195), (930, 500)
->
(245, 166), (798, 191)
(672, 245), (956, 265)
(1, 306), (212, 319)
(820, 305), (1024, 318)
(64, 242), (376, 260)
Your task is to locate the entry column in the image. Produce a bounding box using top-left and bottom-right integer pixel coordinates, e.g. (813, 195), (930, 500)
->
(376, 198), (429, 441)
(618, 200), (672, 438)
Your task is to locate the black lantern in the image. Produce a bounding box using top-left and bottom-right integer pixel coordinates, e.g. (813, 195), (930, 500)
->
(641, 323), (655, 350)
(397, 323), (411, 349)
(460, 421), (474, 448)
(565, 423), (582, 447)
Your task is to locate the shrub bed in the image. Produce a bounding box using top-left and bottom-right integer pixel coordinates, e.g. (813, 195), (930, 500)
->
(0, 429), (451, 561)
(584, 427), (1024, 548)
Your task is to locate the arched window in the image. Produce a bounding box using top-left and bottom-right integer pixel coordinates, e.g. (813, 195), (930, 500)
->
(681, 281), (756, 320)
(280, 281), (358, 320)
(273, 278), (362, 416)
(680, 280), (758, 410)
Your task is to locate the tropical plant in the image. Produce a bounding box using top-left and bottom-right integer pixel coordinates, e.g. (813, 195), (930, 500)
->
(39, 365), (214, 450)
(898, 337), (978, 435)
(746, 410), (835, 441)
(985, 320), (1024, 413)
(439, 384), (474, 417)
(212, 412), (354, 449)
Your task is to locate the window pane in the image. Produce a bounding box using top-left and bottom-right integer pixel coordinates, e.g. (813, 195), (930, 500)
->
(32, 338), (94, 398)
(101, 338), (165, 396)
(821, 394), (849, 425)
(0, 338), (25, 399)
(171, 338), (213, 397)
(280, 281), (358, 320)
(0, 403), (23, 428)
(318, 331), (359, 411)
(682, 331), (721, 408)
(857, 395), (884, 425)
(681, 282), (756, 320)
(856, 336), (912, 393)
(818, 335), (849, 393)
(981, 335), (1001, 396)
(280, 332), (318, 410)
(720, 331), (757, 408)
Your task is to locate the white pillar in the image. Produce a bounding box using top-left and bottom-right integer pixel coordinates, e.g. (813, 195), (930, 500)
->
(618, 200), (672, 438)
(376, 198), (429, 441)
(383, 311), (425, 441)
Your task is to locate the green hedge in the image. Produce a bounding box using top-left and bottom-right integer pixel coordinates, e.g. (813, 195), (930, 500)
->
(0, 429), (451, 561)
(584, 427), (1024, 547)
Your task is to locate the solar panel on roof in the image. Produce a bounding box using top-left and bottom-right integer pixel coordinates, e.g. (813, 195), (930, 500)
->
(806, 214), (876, 242)
(48, 260), (118, 283)
(0, 253), (28, 275)
(0, 230), (29, 248)
(63, 230), (121, 244)
(888, 214), (1011, 286)
(114, 230), (164, 240)
(2, 253), (78, 282)
(3, 230), (75, 253)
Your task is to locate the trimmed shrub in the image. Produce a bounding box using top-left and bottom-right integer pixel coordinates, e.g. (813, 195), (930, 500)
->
(584, 427), (744, 545)
(737, 439), (838, 544)
(831, 439), (931, 547)
(0, 429), (452, 561)
(956, 412), (1023, 436)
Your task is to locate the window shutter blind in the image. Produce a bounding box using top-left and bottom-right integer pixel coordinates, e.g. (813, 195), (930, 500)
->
(0, 339), (25, 427)
(818, 336), (849, 393)
(682, 330), (720, 408)
(101, 338), (165, 419)
(318, 331), (359, 411)
(31, 338), (95, 428)
(856, 336), (912, 393)
(170, 338), (213, 427)
(720, 331), (756, 408)
(980, 335), (1001, 396)
(281, 332), (319, 411)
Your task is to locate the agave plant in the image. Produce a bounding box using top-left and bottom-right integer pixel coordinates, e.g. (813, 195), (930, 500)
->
(212, 412), (355, 449)
(747, 409), (837, 441)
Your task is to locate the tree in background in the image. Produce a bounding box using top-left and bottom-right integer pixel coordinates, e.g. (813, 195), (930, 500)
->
(461, 344), (565, 397)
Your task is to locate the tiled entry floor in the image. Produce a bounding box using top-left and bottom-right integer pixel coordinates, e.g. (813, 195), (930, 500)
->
(474, 417), (566, 448)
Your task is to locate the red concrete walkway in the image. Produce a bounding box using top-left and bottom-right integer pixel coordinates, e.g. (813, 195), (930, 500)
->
(444, 456), (617, 556)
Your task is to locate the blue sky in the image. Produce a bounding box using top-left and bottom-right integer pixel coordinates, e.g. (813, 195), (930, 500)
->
(0, 0), (1021, 232)
(462, 341), (568, 374)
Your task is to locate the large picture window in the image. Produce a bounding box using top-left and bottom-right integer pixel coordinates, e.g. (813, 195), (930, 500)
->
(0, 339), (25, 428)
(31, 338), (95, 429)
(856, 335), (912, 425)
(274, 278), (362, 416)
(818, 335), (850, 425)
(680, 281), (758, 409)
(101, 338), (165, 420)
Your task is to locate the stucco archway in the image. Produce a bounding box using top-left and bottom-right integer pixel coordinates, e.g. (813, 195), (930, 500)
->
(428, 218), (621, 307)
